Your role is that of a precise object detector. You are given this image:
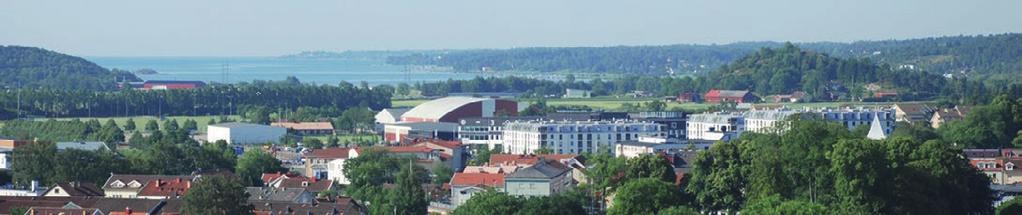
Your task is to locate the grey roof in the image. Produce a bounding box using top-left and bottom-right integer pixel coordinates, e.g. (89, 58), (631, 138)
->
(506, 160), (571, 179)
(459, 116), (541, 126)
(246, 187), (311, 203)
(717, 90), (750, 97)
(381, 108), (411, 118)
(688, 112), (743, 124)
(208, 122), (276, 129)
(56, 141), (109, 151)
(744, 109), (799, 121)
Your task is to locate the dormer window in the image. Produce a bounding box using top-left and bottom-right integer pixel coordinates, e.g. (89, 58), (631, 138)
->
(128, 180), (143, 188)
(1008, 163), (1015, 171)
(110, 180), (125, 188)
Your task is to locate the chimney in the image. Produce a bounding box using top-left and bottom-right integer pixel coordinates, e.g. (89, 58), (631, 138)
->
(30, 180), (38, 192)
(156, 179), (162, 187)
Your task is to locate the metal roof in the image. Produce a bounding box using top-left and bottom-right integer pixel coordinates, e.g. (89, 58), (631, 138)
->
(401, 97), (489, 121)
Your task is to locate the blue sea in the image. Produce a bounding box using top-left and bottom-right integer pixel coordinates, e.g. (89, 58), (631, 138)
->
(86, 56), (481, 85)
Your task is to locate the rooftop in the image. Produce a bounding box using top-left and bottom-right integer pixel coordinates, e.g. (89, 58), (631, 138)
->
(305, 148), (353, 159)
(506, 159), (572, 179)
(271, 122), (335, 131)
(450, 173), (505, 187)
(402, 97), (489, 121)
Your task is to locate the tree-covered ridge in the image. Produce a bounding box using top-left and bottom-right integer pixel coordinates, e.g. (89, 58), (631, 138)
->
(387, 34), (1022, 80)
(0, 46), (139, 90)
(387, 43), (770, 74)
(805, 33), (1022, 79)
(707, 43), (947, 101)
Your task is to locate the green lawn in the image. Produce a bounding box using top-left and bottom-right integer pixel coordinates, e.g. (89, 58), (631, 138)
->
(38, 115), (241, 132)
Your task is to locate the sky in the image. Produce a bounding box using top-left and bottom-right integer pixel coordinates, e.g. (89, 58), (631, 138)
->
(2, 0), (1021, 56)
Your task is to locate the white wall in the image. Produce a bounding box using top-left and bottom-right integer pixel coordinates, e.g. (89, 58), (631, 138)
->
(208, 124), (286, 145)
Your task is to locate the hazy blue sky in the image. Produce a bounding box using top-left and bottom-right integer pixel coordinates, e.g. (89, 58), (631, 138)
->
(2, 0), (1020, 56)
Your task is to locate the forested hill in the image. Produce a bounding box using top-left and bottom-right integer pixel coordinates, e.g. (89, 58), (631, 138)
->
(386, 33), (1022, 78)
(708, 44), (949, 101)
(0, 46), (139, 90)
(803, 33), (1022, 80)
(386, 43), (773, 74)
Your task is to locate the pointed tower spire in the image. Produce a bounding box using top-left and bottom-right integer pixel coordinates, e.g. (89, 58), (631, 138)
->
(867, 112), (888, 140)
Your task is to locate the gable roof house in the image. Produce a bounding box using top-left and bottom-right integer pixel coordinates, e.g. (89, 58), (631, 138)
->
(704, 90), (758, 104)
(43, 182), (104, 197)
(262, 172), (334, 193)
(135, 177), (193, 199)
(449, 172), (505, 208)
(303, 148), (355, 185)
(930, 106), (971, 129)
(103, 174), (195, 198)
(893, 103), (935, 123)
(504, 159), (574, 197)
(246, 187), (316, 204)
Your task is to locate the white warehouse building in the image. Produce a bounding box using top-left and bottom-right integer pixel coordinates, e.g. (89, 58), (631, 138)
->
(502, 120), (661, 155)
(207, 122), (287, 145)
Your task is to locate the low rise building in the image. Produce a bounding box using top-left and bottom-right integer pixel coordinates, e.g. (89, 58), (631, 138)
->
(894, 103), (935, 123)
(614, 137), (688, 158)
(630, 111), (686, 139)
(102, 174), (195, 198)
(563, 89), (592, 98)
(43, 182), (104, 197)
(686, 112), (744, 141)
(303, 148), (353, 184)
(383, 122), (459, 143)
(450, 172), (505, 207)
(271, 121), (335, 136)
(245, 187), (315, 204)
(502, 120), (661, 155)
(704, 89), (757, 104)
(207, 122), (286, 145)
(504, 160), (574, 197)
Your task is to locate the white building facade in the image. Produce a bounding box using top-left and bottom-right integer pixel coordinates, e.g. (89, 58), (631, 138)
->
(743, 108), (896, 137)
(686, 113), (745, 141)
(207, 122), (287, 145)
(501, 120), (661, 155)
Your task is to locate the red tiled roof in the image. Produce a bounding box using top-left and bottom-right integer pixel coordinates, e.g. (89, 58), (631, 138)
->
(385, 146), (435, 153)
(305, 148), (352, 159)
(261, 172), (286, 184)
(137, 178), (192, 197)
(450, 173), (505, 187)
(271, 122), (335, 131)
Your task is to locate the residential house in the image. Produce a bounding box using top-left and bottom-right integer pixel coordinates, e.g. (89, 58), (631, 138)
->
(245, 187), (315, 204)
(43, 182), (104, 197)
(675, 92), (701, 103)
(135, 178), (192, 199)
(504, 159), (574, 197)
(102, 174), (194, 198)
(271, 121), (335, 136)
(449, 172), (505, 207)
(0, 196), (184, 215)
(704, 89), (757, 104)
(931, 106), (971, 129)
(409, 139), (467, 171)
(764, 91), (806, 103)
(627, 91), (653, 98)
(303, 148), (353, 185)
(262, 172), (334, 193)
(893, 103), (935, 123)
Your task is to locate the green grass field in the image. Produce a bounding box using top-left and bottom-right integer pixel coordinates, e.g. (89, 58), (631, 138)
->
(37, 115), (241, 132)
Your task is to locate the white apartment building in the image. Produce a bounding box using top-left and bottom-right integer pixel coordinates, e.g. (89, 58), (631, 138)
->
(502, 120), (661, 155)
(743, 108), (896, 137)
(686, 112), (745, 141)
